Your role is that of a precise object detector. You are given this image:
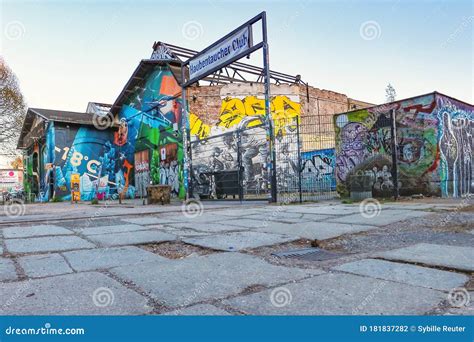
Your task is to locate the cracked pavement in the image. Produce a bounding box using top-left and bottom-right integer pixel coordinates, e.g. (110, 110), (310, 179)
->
(0, 198), (472, 315)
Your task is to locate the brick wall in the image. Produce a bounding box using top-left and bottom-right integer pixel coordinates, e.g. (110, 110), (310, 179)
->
(187, 82), (373, 151)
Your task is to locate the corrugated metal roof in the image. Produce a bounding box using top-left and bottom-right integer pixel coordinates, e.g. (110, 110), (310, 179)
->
(17, 108), (113, 149)
(29, 108), (96, 125)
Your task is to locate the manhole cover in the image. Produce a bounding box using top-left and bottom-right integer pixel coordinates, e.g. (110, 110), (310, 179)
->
(272, 247), (344, 261)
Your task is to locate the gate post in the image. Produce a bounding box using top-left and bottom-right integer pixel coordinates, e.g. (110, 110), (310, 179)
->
(296, 116), (303, 203)
(262, 12), (277, 203)
(390, 108), (399, 200)
(236, 129), (243, 202)
(181, 64), (193, 200)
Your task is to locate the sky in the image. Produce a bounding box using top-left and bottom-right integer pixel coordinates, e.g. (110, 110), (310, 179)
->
(0, 0), (473, 113)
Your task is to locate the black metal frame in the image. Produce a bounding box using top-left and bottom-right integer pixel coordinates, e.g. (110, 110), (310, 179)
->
(180, 11), (277, 202)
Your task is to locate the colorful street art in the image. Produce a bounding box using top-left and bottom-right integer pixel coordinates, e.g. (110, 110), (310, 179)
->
(190, 93), (300, 198)
(301, 148), (336, 190)
(334, 93), (473, 198)
(22, 64), (186, 201)
(113, 65), (185, 199)
(437, 96), (473, 197)
(190, 95), (301, 140)
(53, 125), (115, 201)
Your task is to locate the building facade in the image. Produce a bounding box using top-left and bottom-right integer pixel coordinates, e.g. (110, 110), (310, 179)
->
(17, 43), (373, 202)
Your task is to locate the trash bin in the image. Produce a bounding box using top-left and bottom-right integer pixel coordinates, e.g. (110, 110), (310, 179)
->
(146, 185), (171, 205)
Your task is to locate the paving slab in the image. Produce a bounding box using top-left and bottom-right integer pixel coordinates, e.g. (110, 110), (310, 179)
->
(77, 224), (151, 236)
(63, 246), (167, 271)
(265, 214), (332, 224)
(164, 222), (248, 233)
(283, 205), (360, 216)
(217, 209), (267, 217)
(5, 236), (95, 254)
(224, 273), (445, 315)
(160, 214), (231, 224)
(2, 225), (73, 239)
(224, 218), (275, 230)
(121, 217), (174, 225)
(327, 209), (431, 226)
(256, 221), (378, 240)
(110, 252), (324, 307)
(148, 225), (211, 237)
(333, 259), (469, 291)
(183, 231), (299, 251)
(0, 258), (17, 281)
(374, 243), (474, 272)
(0, 272), (150, 315)
(18, 254), (73, 278)
(87, 230), (175, 247)
(161, 304), (231, 316)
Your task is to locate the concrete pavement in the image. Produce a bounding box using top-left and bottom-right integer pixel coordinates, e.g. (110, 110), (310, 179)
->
(0, 198), (472, 315)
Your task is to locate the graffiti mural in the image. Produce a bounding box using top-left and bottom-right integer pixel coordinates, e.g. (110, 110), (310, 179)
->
(335, 93), (473, 198)
(190, 92), (300, 198)
(20, 63), (187, 202)
(301, 148), (336, 190)
(437, 96), (473, 197)
(190, 95), (301, 141)
(115, 65), (185, 199)
(53, 125), (115, 201)
(191, 124), (268, 198)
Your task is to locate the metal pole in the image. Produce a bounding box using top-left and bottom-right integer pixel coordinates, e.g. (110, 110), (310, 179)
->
(237, 129), (243, 202)
(181, 63), (193, 200)
(296, 116), (303, 203)
(262, 12), (277, 203)
(390, 108), (399, 200)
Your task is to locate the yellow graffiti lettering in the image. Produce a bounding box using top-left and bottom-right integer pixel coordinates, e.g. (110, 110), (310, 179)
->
(189, 113), (211, 139)
(192, 95), (301, 139)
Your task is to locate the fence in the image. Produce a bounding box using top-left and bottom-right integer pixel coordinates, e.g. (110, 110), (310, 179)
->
(190, 114), (338, 203)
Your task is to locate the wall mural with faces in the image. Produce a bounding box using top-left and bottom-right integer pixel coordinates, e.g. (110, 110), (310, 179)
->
(437, 96), (473, 197)
(334, 93), (473, 198)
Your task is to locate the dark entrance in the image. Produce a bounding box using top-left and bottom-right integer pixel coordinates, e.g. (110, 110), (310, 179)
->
(191, 124), (269, 200)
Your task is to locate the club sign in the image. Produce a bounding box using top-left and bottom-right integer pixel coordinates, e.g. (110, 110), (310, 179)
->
(188, 26), (251, 81)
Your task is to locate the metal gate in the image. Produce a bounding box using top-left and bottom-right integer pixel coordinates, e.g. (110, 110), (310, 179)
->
(191, 124), (269, 200)
(190, 114), (338, 202)
(275, 116), (336, 203)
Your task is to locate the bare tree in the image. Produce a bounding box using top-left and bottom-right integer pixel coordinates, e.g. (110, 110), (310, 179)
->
(385, 83), (397, 103)
(0, 57), (26, 158)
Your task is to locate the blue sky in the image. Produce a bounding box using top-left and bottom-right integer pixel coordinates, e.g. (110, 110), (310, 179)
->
(1, 0), (472, 112)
